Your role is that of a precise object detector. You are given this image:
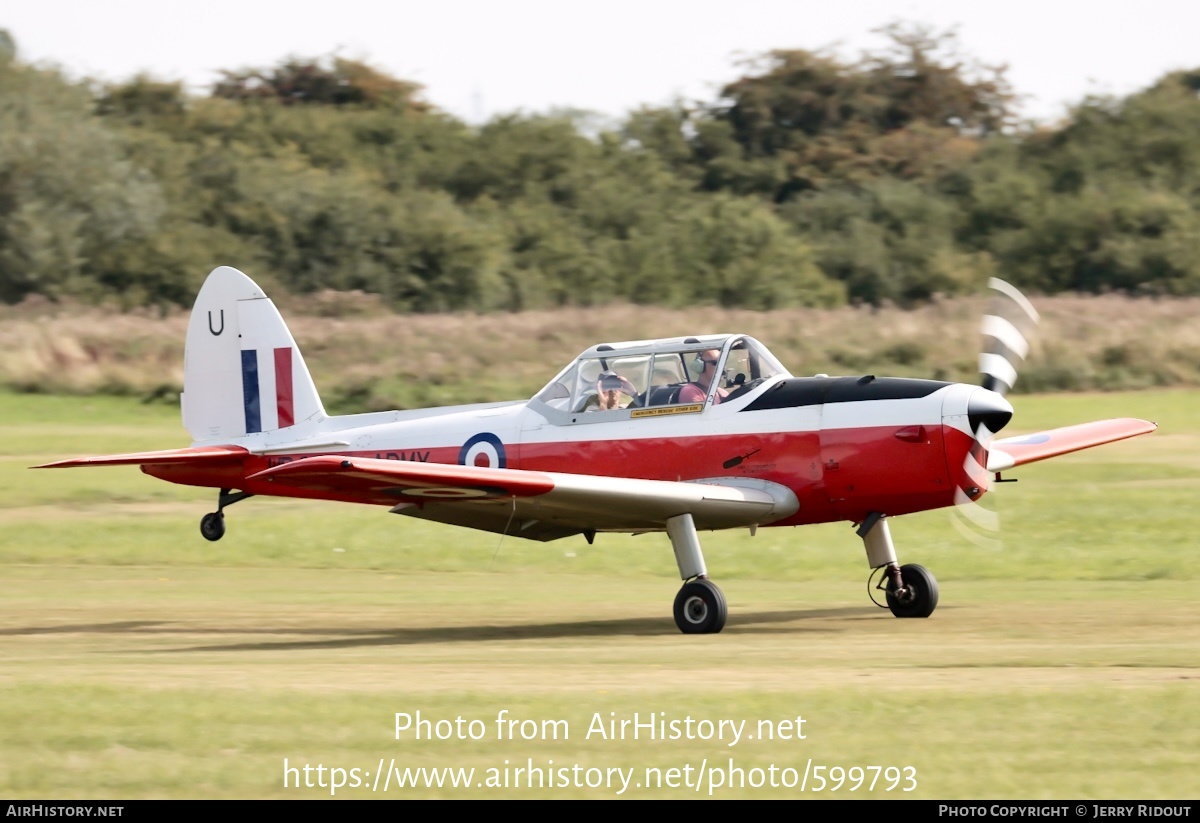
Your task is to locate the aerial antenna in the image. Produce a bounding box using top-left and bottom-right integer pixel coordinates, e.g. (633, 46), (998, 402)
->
(489, 496), (518, 571)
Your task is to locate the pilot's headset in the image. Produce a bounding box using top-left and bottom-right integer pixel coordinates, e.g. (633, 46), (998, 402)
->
(691, 351), (722, 377)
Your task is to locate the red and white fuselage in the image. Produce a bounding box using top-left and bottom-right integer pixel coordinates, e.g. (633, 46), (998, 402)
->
(146, 372), (996, 534)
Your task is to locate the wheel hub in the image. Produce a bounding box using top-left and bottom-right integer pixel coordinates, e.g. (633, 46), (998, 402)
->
(684, 596), (708, 624)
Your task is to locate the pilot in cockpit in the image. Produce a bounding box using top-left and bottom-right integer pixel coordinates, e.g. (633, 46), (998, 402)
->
(678, 349), (730, 405)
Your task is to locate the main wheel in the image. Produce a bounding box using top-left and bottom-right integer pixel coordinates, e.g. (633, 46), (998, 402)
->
(673, 579), (728, 634)
(200, 511), (225, 542)
(886, 563), (939, 618)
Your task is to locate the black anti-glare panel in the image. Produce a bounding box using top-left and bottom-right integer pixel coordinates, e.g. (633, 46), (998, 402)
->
(741, 376), (950, 412)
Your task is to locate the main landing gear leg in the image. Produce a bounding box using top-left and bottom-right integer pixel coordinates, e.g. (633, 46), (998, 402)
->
(858, 512), (939, 618)
(667, 513), (728, 634)
(199, 488), (254, 542)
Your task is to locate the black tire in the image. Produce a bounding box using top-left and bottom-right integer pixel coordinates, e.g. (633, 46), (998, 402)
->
(200, 511), (225, 542)
(673, 579), (728, 634)
(886, 563), (939, 618)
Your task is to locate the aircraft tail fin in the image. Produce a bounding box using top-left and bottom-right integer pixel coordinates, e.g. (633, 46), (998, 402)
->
(182, 267), (326, 442)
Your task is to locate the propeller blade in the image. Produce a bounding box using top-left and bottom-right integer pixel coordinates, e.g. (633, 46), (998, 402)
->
(980, 277), (1039, 397)
(953, 278), (1040, 550)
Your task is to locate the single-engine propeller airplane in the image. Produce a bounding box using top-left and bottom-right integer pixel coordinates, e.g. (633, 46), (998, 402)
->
(36, 267), (1157, 633)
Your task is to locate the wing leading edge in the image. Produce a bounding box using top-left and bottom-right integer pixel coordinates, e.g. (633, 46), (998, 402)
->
(249, 455), (799, 538)
(986, 417), (1157, 472)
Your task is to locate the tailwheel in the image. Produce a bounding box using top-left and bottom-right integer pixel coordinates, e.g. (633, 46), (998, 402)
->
(884, 563), (939, 618)
(673, 578), (728, 634)
(198, 488), (253, 542)
(199, 511), (225, 542)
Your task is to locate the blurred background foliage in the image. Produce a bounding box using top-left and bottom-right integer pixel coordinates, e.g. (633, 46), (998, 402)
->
(3, 23), (1200, 314)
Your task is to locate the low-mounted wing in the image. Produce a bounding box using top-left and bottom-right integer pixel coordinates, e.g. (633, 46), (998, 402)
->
(247, 456), (556, 500)
(249, 456), (797, 541)
(986, 418), (1157, 472)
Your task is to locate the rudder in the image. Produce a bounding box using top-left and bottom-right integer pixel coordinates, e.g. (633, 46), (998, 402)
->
(182, 266), (325, 442)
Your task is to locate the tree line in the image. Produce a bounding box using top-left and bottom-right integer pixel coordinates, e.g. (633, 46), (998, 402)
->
(2, 24), (1199, 312)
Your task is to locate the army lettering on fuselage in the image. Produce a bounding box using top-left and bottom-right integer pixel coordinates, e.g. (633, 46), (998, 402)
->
(265, 451), (430, 469)
(373, 451), (431, 462)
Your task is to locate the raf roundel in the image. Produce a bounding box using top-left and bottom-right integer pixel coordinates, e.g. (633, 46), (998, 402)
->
(395, 486), (497, 499)
(457, 432), (507, 469)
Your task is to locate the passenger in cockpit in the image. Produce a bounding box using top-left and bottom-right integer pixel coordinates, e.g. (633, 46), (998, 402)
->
(594, 370), (638, 410)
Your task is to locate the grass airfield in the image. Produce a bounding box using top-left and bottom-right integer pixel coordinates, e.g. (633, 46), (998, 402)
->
(1, 390), (1198, 799)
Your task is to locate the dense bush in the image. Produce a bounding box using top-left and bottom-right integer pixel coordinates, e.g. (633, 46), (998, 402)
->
(2, 25), (1200, 311)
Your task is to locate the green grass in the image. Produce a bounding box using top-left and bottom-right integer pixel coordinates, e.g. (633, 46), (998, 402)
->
(1, 390), (1197, 798)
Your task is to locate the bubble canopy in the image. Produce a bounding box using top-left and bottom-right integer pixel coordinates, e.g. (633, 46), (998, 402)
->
(532, 334), (790, 415)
